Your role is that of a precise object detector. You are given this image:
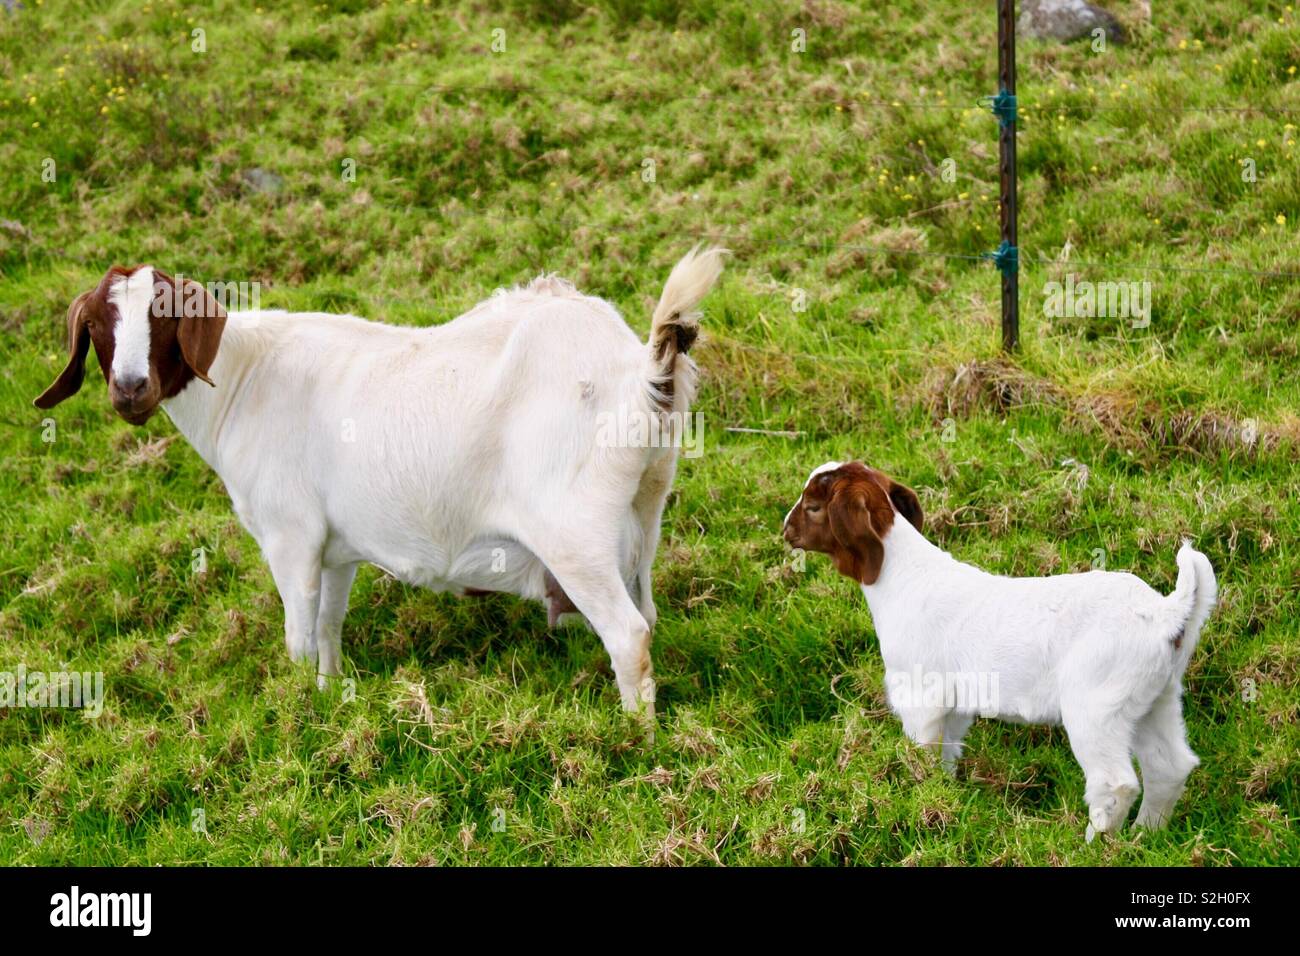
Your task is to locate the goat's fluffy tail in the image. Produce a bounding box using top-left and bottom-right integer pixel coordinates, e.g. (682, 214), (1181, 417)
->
(647, 245), (726, 412)
(1166, 540), (1217, 674)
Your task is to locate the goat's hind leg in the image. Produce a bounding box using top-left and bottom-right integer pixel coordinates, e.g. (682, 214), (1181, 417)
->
(629, 454), (676, 633)
(940, 711), (975, 773)
(897, 706), (949, 762)
(1133, 680), (1199, 830)
(531, 540), (655, 722)
(1062, 696), (1141, 842)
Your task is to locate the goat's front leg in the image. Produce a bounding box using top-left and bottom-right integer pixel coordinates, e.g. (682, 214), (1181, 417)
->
(315, 562), (358, 687)
(262, 535), (324, 669)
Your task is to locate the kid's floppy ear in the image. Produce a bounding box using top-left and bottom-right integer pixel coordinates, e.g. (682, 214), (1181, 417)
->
(154, 272), (227, 386)
(828, 485), (885, 585)
(888, 480), (923, 533)
(33, 291), (94, 409)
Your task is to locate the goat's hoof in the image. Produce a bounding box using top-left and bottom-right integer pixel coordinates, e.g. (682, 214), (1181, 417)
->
(1134, 804), (1173, 830)
(1085, 824), (1097, 844)
(623, 703), (656, 746)
(316, 673), (346, 692)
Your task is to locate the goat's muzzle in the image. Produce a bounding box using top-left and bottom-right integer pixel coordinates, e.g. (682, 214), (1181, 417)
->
(109, 374), (161, 424)
(782, 511), (803, 549)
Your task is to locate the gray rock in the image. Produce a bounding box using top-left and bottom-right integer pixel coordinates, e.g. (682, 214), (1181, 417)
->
(1019, 0), (1126, 44)
(0, 219), (32, 240)
(240, 167), (285, 195)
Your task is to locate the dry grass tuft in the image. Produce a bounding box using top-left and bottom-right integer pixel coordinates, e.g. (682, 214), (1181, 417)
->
(920, 358), (1298, 462)
(922, 356), (1065, 421)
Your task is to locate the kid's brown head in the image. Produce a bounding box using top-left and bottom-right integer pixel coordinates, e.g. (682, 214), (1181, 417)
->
(782, 460), (923, 585)
(33, 266), (227, 425)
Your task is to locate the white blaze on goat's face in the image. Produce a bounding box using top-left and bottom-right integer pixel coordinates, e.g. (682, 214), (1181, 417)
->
(783, 460), (842, 530)
(108, 266), (155, 387)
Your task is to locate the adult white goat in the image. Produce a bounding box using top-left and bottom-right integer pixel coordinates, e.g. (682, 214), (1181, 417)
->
(35, 248), (726, 720)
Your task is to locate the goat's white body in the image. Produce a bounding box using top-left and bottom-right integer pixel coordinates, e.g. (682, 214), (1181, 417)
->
(167, 294), (648, 597)
(862, 518), (1216, 838)
(160, 250), (725, 718)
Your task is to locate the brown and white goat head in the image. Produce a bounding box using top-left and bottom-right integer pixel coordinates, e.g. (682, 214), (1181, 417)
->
(34, 266), (227, 425)
(782, 460), (923, 584)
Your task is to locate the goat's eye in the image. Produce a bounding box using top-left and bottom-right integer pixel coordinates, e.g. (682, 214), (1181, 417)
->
(805, 504), (822, 515)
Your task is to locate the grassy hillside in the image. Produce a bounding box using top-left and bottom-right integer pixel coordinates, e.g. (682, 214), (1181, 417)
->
(0, 0), (1296, 864)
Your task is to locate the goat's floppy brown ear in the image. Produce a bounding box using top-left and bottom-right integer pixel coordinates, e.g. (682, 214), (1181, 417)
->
(828, 485), (885, 585)
(157, 274), (227, 386)
(888, 480), (923, 533)
(34, 291), (94, 409)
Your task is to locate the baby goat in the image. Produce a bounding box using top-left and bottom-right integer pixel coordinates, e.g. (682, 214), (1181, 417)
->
(34, 248), (726, 722)
(783, 461), (1216, 840)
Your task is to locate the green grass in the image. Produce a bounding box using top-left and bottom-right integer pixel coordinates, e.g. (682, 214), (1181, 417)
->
(1, 0), (1297, 865)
